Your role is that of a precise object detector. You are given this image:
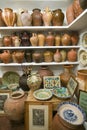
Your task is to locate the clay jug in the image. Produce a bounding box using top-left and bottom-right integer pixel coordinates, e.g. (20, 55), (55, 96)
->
(60, 49), (67, 62)
(4, 91), (27, 123)
(0, 9), (6, 26)
(2, 8), (16, 26)
(60, 65), (75, 87)
(46, 32), (55, 46)
(21, 32), (30, 46)
(38, 33), (45, 46)
(52, 9), (64, 26)
(44, 50), (53, 62)
(12, 51), (24, 63)
(32, 50), (43, 63)
(53, 49), (62, 62)
(42, 7), (52, 26)
(76, 69), (87, 92)
(21, 9), (32, 26)
(12, 36), (21, 47)
(61, 33), (71, 46)
(30, 33), (38, 46)
(0, 50), (11, 63)
(71, 32), (79, 45)
(67, 49), (77, 62)
(3, 36), (12, 47)
(55, 34), (61, 46)
(16, 9), (23, 26)
(32, 8), (43, 26)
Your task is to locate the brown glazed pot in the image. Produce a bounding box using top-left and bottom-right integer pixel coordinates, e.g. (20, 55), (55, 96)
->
(45, 32), (55, 46)
(32, 50), (43, 63)
(32, 8), (43, 26)
(52, 9), (64, 26)
(4, 91), (27, 123)
(61, 33), (71, 46)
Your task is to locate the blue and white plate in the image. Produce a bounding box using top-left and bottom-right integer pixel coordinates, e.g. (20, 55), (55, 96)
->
(57, 101), (86, 125)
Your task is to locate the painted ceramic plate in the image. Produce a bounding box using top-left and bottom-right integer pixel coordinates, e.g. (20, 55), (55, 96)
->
(82, 33), (87, 48)
(79, 50), (87, 66)
(2, 71), (20, 87)
(33, 89), (53, 100)
(53, 87), (71, 99)
(57, 101), (86, 125)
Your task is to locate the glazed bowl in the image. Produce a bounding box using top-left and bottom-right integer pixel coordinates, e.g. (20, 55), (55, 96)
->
(57, 101), (86, 129)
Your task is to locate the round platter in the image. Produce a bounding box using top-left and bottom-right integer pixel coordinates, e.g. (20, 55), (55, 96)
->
(82, 33), (87, 48)
(2, 71), (20, 87)
(57, 101), (86, 126)
(53, 87), (71, 100)
(33, 89), (53, 100)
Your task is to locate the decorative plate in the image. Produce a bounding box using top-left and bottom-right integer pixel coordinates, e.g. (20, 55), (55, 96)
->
(57, 101), (86, 125)
(33, 89), (53, 100)
(53, 87), (71, 99)
(2, 71), (20, 87)
(79, 50), (87, 66)
(82, 33), (87, 48)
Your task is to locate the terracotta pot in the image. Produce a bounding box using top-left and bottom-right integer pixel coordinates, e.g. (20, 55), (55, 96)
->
(67, 49), (77, 62)
(52, 9), (64, 26)
(55, 34), (61, 46)
(45, 32), (55, 46)
(44, 50), (53, 62)
(32, 50), (43, 63)
(0, 50), (11, 63)
(60, 65), (75, 87)
(0, 9), (6, 26)
(4, 91), (27, 122)
(61, 33), (71, 46)
(2, 8), (16, 26)
(30, 33), (38, 46)
(12, 51), (24, 63)
(53, 49), (62, 62)
(3, 36), (12, 47)
(42, 7), (52, 26)
(71, 32), (79, 45)
(32, 8), (43, 26)
(38, 33), (45, 46)
(21, 9), (32, 26)
(76, 69), (87, 92)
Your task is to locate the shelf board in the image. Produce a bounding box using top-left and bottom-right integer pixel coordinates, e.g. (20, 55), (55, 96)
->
(0, 46), (80, 50)
(0, 9), (86, 32)
(0, 61), (79, 66)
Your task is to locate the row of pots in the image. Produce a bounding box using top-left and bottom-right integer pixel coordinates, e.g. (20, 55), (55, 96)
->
(0, 49), (77, 63)
(1, 31), (79, 47)
(0, 7), (64, 27)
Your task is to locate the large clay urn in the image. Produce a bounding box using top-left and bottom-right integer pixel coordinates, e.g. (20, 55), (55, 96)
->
(2, 8), (16, 26)
(60, 65), (75, 87)
(42, 7), (52, 26)
(4, 91), (27, 123)
(20, 9), (32, 26)
(0, 50), (11, 63)
(52, 9), (64, 26)
(32, 8), (43, 26)
(67, 49), (77, 62)
(76, 69), (87, 92)
(0, 9), (6, 26)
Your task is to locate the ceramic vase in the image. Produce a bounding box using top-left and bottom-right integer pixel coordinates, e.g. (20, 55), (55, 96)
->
(25, 50), (32, 62)
(71, 32), (79, 45)
(0, 50), (11, 63)
(16, 9), (23, 26)
(53, 49), (62, 62)
(12, 36), (21, 47)
(45, 32), (55, 46)
(12, 51), (24, 63)
(61, 33), (71, 46)
(60, 65), (75, 87)
(32, 8), (43, 26)
(38, 33), (45, 46)
(0, 9), (6, 26)
(67, 49), (77, 62)
(60, 50), (67, 62)
(32, 50), (43, 63)
(20, 32), (30, 46)
(3, 36), (12, 47)
(42, 7), (52, 26)
(2, 8), (16, 26)
(4, 91), (27, 122)
(52, 9), (64, 26)
(30, 33), (38, 46)
(55, 34), (61, 46)
(44, 50), (53, 62)
(21, 9), (32, 26)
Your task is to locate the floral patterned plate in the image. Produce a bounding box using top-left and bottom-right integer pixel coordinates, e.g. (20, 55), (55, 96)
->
(33, 89), (53, 100)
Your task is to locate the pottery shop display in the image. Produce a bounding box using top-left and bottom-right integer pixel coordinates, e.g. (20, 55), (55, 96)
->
(38, 33), (45, 46)
(52, 9), (64, 26)
(0, 50), (11, 63)
(60, 65), (75, 87)
(53, 49), (62, 62)
(4, 91), (27, 122)
(42, 7), (52, 26)
(2, 8), (16, 26)
(67, 49), (77, 62)
(30, 33), (38, 46)
(44, 50), (53, 62)
(32, 8), (43, 26)
(61, 33), (71, 46)
(3, 36), (12, 47)
(45, 32), (55, 46)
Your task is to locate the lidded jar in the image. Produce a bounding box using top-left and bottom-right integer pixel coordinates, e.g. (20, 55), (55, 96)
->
(4, 91), (27, 123)
(32, 8), (43, 26)
(52, 9), (64, 26)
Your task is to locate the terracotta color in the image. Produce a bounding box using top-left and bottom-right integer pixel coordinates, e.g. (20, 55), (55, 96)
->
(3, 36), (12, 47)
(71, 32), (79, 45)
(30, 33), (38, 46)
(55, 34), (61, 46)
(67, 49), (77, 62)
(46, 32), (55, 46)
(61, 33), (71, 46)
(0, 50), (11, 63)
(38, 33), (45, 46)
(12, 51), (24, 63)
(53, 49), (62, 62)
